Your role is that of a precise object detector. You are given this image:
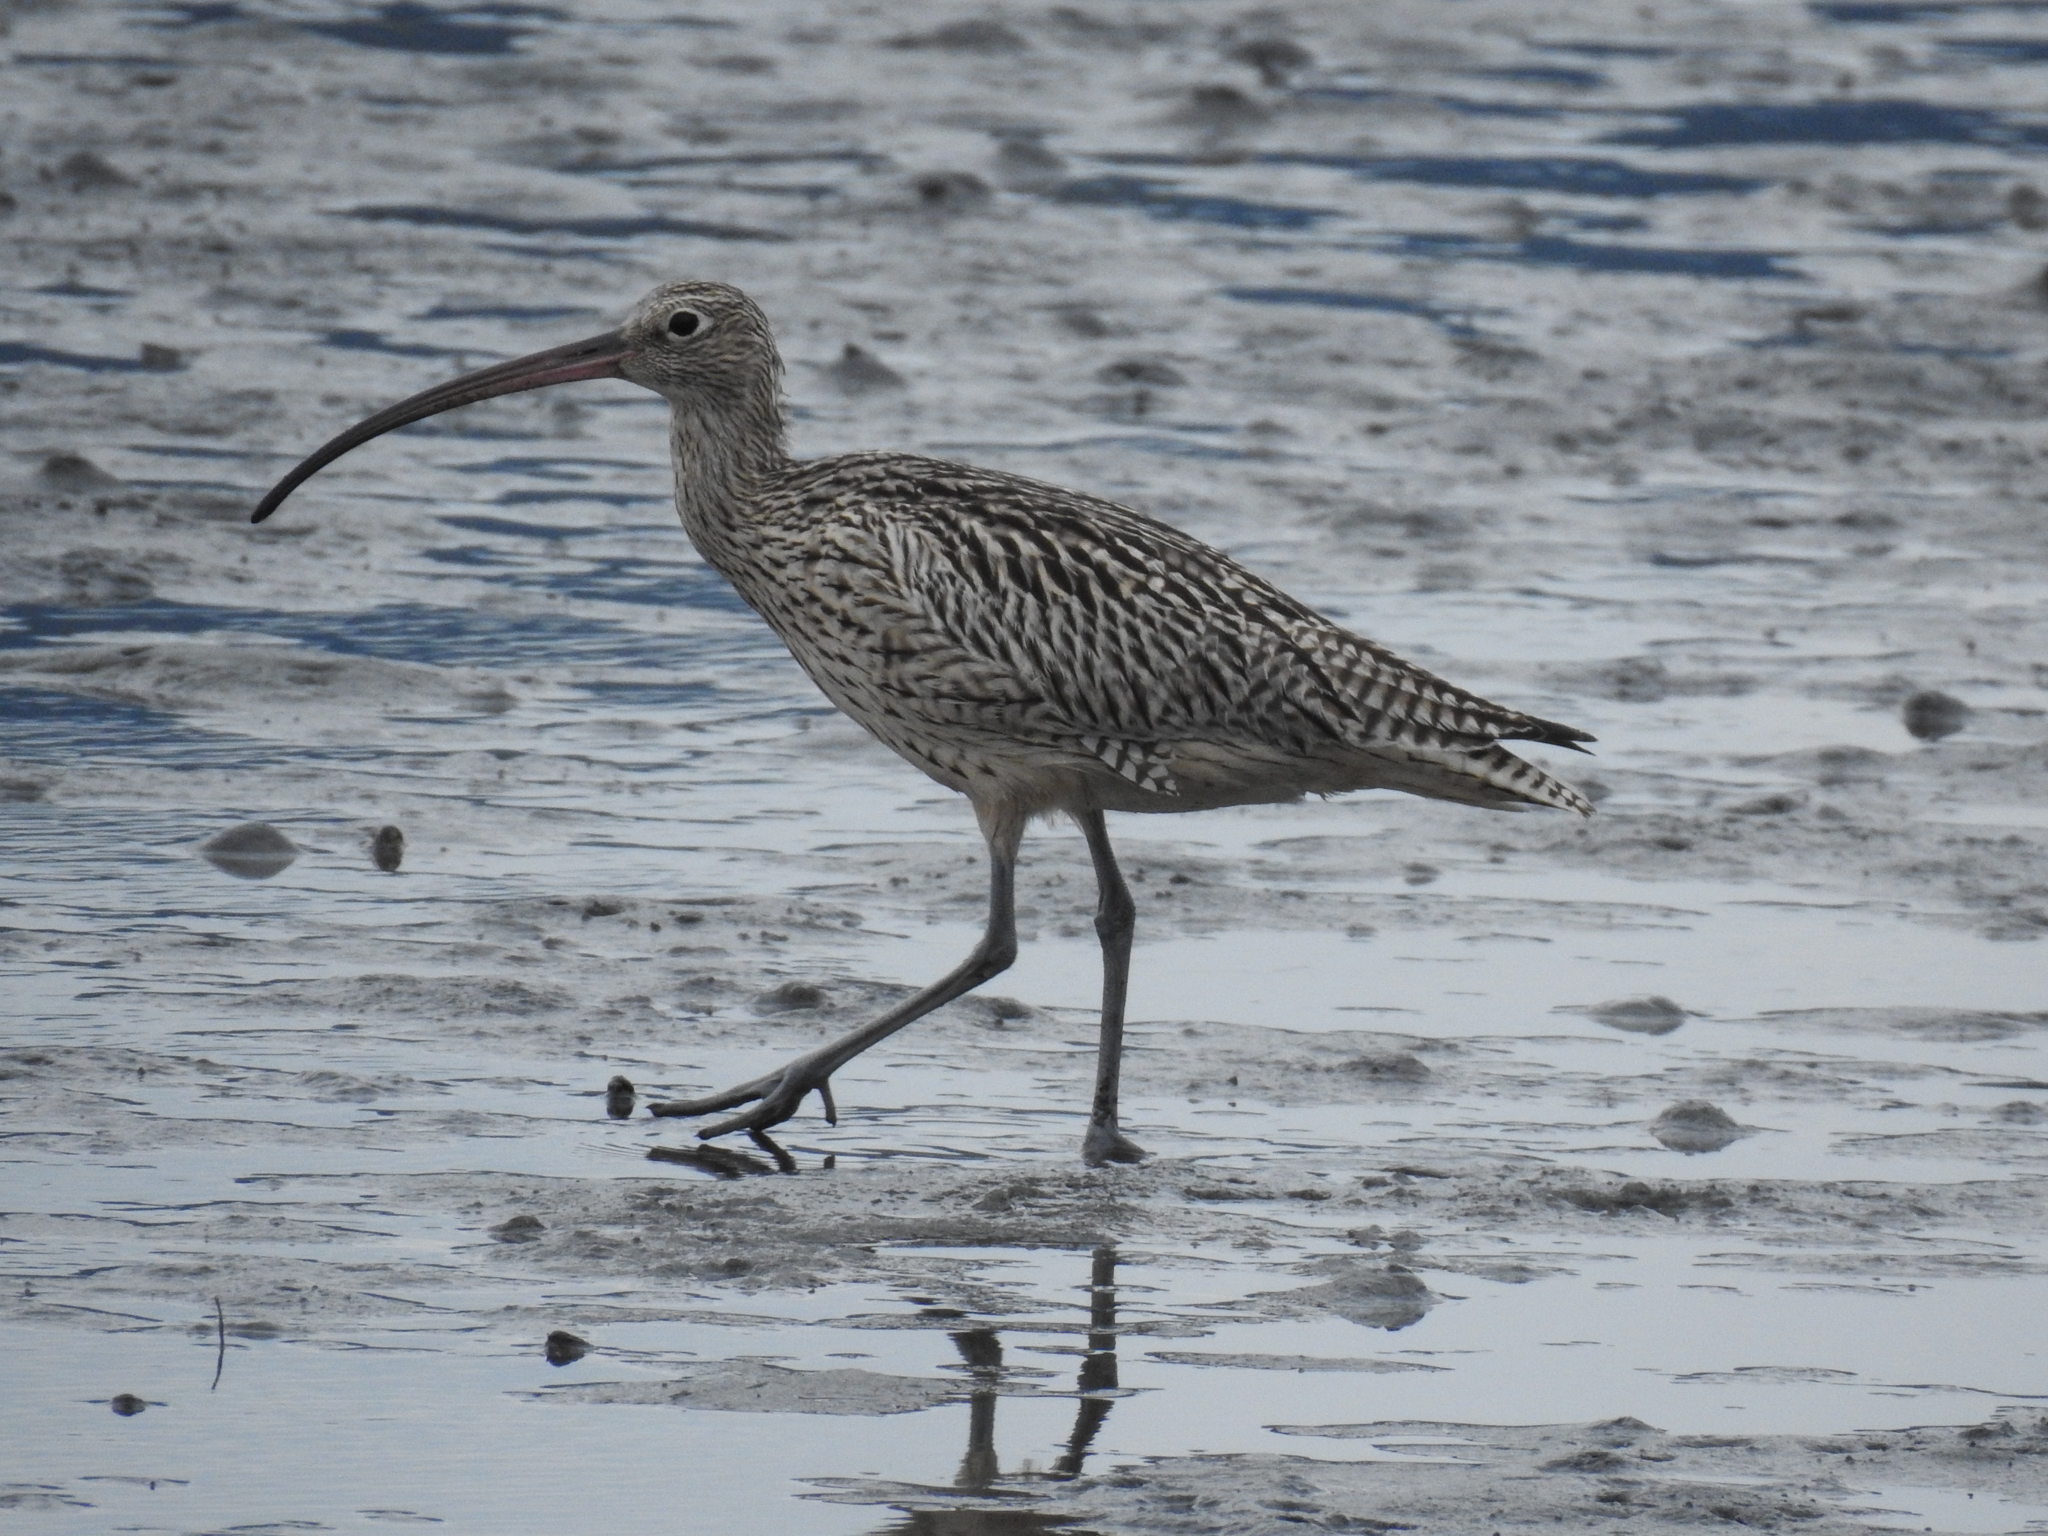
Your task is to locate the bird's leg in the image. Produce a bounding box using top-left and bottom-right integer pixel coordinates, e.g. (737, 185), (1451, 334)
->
(648, 806), (1023, 1139)
(1076, 810), (1148, 1166)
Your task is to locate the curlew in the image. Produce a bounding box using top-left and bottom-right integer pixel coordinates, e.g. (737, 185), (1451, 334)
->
(253, 280), (1594, 1166)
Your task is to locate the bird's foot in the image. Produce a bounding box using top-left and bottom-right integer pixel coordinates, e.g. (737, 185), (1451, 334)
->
(647, 1054), (838, 1139)
(1081, 1120), (1148, 1167)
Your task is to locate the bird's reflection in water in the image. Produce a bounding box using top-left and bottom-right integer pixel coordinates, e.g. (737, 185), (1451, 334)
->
(1053, 1244), (1121, 1480)
(955, 1244), (1121, 1491)
(951, 1326), (1005, 1491)
(872, 1512), (1096, 1534)
(870, 1245), (1120, 1534)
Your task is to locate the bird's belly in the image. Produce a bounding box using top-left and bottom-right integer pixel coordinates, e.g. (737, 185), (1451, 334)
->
(798, 658), (1360, 816)
(734, 581), (1511, 817)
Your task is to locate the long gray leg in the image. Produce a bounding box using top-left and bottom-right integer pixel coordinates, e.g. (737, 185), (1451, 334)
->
(650, 803), (1024, 1139)
(1076, 809), (1147, 1166)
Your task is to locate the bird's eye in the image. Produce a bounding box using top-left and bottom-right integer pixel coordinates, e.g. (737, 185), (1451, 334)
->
(667, 310), (703, 338)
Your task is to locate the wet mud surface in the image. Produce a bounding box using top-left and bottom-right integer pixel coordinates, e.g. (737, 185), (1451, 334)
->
(4, 0), (2048, 1531)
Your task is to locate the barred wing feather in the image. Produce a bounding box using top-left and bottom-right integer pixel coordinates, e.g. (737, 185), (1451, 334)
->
(788, 457), (1593, 814)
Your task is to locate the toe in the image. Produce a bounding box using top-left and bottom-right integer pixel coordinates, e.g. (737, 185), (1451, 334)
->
(647, 1083), (762, 1118)
(1082, 1122), (1148, 1166)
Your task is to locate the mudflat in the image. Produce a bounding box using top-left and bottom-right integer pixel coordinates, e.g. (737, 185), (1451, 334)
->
(3, 0), (2046, 1531)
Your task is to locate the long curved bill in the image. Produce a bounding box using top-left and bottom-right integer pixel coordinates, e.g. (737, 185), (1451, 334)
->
(250, 329), (634, 523)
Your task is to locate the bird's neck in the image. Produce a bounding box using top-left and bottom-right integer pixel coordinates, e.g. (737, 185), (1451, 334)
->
(666, 378), (789, 561)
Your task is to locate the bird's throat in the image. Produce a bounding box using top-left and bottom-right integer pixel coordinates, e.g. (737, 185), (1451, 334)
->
(665, 382), (788, 559)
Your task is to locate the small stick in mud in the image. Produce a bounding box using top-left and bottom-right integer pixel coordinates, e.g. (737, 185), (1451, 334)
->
(645, 1142), (779, 1178)
(211, 1295), (225, 1391)
(251, 281), (1596, 1167)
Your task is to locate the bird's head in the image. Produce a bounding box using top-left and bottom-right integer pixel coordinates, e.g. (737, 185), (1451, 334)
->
(615, 279), (781, 405)
(250, 279), (781, 524)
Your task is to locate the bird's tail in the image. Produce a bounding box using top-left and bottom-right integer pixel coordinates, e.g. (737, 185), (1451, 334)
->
(1356, 740), (1595, 815)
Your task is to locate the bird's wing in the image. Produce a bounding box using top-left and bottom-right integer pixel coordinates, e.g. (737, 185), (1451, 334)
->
(809, 457), (1589, 765)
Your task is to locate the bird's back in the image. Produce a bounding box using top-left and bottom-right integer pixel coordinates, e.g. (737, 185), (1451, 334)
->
(703, 451), (1593, 818)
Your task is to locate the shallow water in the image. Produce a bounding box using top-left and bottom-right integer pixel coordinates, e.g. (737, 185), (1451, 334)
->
(6, 1234), (2043, 1532)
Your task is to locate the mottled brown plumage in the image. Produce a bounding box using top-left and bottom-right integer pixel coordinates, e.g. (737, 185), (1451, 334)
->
(254, 279), (1594, 1166)
(728, 449), (1591, 818)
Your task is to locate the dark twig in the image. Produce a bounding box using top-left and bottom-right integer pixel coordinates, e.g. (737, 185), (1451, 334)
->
(211, 1297), (226, 1391)
(646, 1142), (775, 1177)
